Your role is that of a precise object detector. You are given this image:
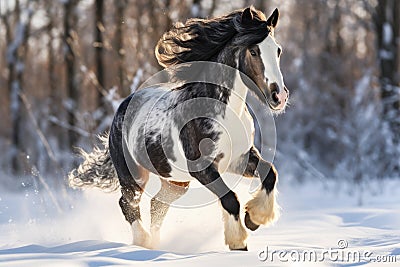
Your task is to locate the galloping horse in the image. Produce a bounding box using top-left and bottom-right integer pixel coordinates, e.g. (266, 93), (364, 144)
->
(69, 6), (289, 251)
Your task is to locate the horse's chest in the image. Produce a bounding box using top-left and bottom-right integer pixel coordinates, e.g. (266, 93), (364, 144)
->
(163, 107), (254, 181)
(215, 108), (254, 173)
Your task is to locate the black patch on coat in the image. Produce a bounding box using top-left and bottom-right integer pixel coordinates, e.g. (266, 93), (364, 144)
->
(144, 131), (173, 178)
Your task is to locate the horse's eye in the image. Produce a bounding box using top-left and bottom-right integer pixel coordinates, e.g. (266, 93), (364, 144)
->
(277, 47), (282, 57)
(250, 49), (257, 56)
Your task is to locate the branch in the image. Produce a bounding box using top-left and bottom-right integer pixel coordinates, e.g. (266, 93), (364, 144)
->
(19, 92), (64, 213)
(19, 92), (58, 164)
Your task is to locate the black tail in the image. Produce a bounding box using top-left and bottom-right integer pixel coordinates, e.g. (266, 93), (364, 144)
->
(68, 133), (120, 192)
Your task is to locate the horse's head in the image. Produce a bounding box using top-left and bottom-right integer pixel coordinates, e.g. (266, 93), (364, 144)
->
(238, 7), (289, 112)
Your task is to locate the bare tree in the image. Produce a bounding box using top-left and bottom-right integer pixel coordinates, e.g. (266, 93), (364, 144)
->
(95, 0), (105, 105)
(44, 0), (63, 151)
(374, 0), (400, 145)
(3, 0), (33, 173)
(114, 0), (128, 95)
(63, 0), (79, 148)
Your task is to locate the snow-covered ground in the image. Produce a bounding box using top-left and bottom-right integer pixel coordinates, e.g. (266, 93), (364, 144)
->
(0, 176), (399, 267)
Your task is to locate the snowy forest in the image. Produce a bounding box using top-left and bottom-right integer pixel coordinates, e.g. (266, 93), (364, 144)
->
(0, 0), (399, 191)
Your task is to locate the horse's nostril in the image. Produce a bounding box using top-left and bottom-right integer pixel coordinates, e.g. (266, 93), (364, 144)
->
(272, 91), (280, 104)
(269, 82), (280, 94)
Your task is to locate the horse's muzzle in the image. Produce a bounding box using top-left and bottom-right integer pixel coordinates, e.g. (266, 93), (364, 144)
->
(269, 83), (288, 110)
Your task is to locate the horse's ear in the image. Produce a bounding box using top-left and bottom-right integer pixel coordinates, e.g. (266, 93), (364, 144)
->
(241, 7), (254, 24)
(266, 8), (279, 28)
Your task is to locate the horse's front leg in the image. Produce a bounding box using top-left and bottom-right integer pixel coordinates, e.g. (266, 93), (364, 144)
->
(189, 164), (248, 250)
(236, 146), (279, 231)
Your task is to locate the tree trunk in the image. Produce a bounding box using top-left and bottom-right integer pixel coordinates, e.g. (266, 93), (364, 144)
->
(375, 0), (400, 143)
(2, 2), (17, 173)
(95, 0), (105, 106)
(4, 0), (33, 174)
(115, 0), (127, 96)
(46, 0), (67, 154)
(63, 0), (79, 148)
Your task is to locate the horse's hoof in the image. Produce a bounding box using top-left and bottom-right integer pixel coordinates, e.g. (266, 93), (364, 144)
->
(231, 246), (248, 251)
(244, 211), (260, 231)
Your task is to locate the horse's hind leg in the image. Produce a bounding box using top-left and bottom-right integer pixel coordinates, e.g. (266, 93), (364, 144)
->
(118, 167), (152, 248)
(109, 129), (152, 247)
(150, 179), (189, 248)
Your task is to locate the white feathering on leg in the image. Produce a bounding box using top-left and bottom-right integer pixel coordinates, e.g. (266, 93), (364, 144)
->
(132, 220), (153, 249)
(245, 188), (280, 226)
(150, 225), (161, 249)
(222, 210), (248, 250)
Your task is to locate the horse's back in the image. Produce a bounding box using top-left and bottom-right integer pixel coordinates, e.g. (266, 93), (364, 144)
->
(110, 87), (182, 180)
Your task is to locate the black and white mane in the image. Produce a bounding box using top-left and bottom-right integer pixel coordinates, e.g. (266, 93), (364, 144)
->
(69, 6), (289, 251)
(155, 8), (270, 67)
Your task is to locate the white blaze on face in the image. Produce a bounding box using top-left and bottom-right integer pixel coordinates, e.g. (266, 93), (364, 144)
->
(259, 35), (287, 110)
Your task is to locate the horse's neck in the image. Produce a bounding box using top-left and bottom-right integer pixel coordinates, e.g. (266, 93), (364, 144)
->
(226, 54), (248, 116)
(225, 72), (247, 117)
(217, 48), (248, 116)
